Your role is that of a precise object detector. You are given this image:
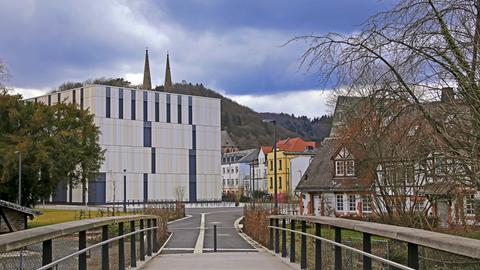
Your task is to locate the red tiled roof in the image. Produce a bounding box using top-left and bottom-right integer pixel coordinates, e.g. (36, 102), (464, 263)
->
(261, 146), (273, 154)
(276, 137), (316, 152)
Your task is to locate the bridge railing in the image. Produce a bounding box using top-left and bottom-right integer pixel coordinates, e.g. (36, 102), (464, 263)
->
(0, 215), (160, 270)
(267, 214), (480, 270)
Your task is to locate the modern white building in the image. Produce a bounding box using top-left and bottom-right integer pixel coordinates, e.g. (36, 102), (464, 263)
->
(27, 84), (221, 204)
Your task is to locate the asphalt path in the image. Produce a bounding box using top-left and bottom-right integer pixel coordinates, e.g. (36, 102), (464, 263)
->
(162, 207), (255, 254)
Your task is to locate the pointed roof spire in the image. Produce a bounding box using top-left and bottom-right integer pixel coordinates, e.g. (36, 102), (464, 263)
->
(143, 48), (152, 90)
(164, 52), (173, 92)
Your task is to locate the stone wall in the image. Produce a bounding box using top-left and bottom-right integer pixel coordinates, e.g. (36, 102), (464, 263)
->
(0, 208), (27, 233)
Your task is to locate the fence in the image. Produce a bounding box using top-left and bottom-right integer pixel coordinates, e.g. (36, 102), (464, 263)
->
(265, 214), (480, 270)
(0, 215), (160, 270)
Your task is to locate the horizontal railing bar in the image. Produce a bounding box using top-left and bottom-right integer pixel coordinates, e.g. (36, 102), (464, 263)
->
(36, 226), (158, 270)
(268, 225), (414, 270)
(268, 215), (480, 259)
(0, 215), (158, 252)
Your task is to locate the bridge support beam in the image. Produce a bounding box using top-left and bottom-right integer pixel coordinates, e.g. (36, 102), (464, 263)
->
(290, 220), (296, 263)
(79, 230), (87, 270)
(42, 239), (52, 270)
(147, 219), (152, 256)
(118, 222), (125, 270)
(102, 225), (109, 270)
(363, 233), (371, 270)
(408, 243), (419, 270)
(334, 226), (342, 270)
(274, 218), (279, 254)
(140, 219), (145, 261)
(315, 223), (321, 270)
(281, 219), (286, 257)
(301, 220), (307, 269)
(130, 220), (137, 267)
(269, 218), (274, 250)
(153, 218), (159, 252)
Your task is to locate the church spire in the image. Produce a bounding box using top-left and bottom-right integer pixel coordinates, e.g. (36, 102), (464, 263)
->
(164, 52), (173, 92)
(143, 48), (152, 90)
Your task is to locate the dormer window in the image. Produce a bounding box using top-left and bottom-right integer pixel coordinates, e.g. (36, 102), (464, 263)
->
(335, 147), (355, 176)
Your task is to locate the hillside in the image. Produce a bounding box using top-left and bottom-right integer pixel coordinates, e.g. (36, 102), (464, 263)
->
(158, 83), (332, 149)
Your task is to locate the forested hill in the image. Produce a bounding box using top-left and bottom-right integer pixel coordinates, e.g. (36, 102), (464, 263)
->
(159, 83), (332, 149)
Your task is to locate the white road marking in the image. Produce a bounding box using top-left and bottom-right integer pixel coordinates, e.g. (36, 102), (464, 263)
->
(193, 213), (205, 253)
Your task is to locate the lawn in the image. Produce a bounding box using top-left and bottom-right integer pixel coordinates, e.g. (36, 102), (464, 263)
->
(28, 208), (79, 228)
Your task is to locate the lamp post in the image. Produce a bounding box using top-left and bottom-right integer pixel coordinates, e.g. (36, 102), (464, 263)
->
(263, 119), (277, 209)
(123, 169), (127, 213)
(14, 151), (21, 205)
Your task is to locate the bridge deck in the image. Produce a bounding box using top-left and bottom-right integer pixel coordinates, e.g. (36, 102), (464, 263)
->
(144, 252), (296, 270)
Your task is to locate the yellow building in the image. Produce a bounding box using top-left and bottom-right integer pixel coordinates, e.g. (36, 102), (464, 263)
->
(266, 138), (317, 201)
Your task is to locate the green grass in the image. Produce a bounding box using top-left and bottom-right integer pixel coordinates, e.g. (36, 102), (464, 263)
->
(28, 208), (79, 228)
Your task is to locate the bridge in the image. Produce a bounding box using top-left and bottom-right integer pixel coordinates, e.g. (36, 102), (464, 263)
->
(1, 207), (480, 269)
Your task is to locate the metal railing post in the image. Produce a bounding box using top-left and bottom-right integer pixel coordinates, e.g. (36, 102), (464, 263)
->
(130, 220), (137, 268)
(315, 223), (321, 270)
(42, 239), (52, 270)
(281, 219), (287, 257)
(408, 243), (419, 270)
(153, 218), (159, 252)
(118, 222), (125, 270)
(79, 230), (87, 270)
(274, 218), (280, 254)
(269, 218), (274, 250)
(102, 225), (109, 270)
(140, 219), (145, 261)
(335, 226), (342, 270)
(290, 219), (296, 263)
(147, 219), (152, 256)
(214, 224), (217, 252)
(363, 233), (372, 270)
(301, 220), (307, 269)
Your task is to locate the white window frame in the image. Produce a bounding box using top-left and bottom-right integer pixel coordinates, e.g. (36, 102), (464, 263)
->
(349, 195), (356, 211)
(466, 194), (475, 215)
(346, 160), (355, 176)
(335, 161), (345, 176)
(336, 195), (344, 211)
(362, 196), (372, 213)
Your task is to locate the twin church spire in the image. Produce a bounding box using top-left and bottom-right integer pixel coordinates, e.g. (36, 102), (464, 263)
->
(142, 49), (173, 91)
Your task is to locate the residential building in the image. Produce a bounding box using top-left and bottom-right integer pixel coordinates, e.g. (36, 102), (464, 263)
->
(266, 137), (316, 201)
(221, 149), (257, 196)
(221, 130), (239, 154)
(26, 51), (221, 204)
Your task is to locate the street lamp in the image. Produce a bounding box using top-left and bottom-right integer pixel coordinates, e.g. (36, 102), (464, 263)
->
(14, 151), (21, 205)
(263, 119), (277, 209)
(123, 169), (127, 213)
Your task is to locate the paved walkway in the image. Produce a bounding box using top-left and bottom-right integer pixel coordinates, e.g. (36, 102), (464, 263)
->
(143, 207), (296, 270)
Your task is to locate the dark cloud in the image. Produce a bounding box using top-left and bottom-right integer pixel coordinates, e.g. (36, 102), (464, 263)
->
(0, 0), (396, 94)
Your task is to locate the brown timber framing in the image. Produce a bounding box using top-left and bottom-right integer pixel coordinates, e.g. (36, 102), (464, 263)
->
(268, 215), (480, 260)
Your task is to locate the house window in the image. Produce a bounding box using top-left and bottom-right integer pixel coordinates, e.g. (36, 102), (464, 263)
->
(72, 90), (76, 104)
(346, 160), (355, 176)
(235, 166), (238, 173)
(270, 160), (273, 170)
(279, 160), (282, 170)
(151, 147), (156, 174)
(143, 122), (151, 147)
(57, 92), (61, 104)
(466, 194), (475, 215)
(279, 176), (282, 189)
(80, 88), (84, 109)
(335, 147), (355, 177)
(349, 195), (356, 211)
(106, 87), (111, 118)
(235, 179), (239, 185)
(222, 168), (225, 174)
(335, 161), (345, 176)
(362, 196), (372, 213)
(336, 195), (344, 211)
(48, 95), (52, 106)
(270, 177), (273, 188)
(414, 200), (426, 212)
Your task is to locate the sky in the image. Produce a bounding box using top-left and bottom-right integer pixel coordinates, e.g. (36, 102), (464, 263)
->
(0, 0), (396, 118)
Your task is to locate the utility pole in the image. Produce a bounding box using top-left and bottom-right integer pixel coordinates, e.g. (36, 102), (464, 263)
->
(263, 119), (277, 209)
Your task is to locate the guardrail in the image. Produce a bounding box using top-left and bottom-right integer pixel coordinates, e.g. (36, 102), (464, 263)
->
(0, 215), (160, 270)
(267, 215), (480, 270)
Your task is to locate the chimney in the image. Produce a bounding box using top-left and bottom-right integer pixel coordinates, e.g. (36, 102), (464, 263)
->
(441, 87), (454, 102)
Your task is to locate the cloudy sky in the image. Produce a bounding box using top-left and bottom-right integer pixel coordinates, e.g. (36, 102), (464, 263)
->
(0, 0), (395, 118)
